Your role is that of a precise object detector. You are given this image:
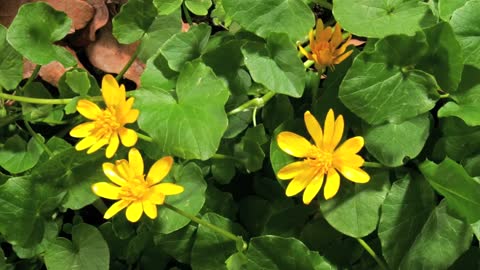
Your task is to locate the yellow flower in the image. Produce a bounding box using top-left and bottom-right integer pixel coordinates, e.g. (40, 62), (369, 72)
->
(70, 74), (139, 158)
(92, 148), (184, 222)
(298, 19), (353, 70)
(276, 109), (370, 204)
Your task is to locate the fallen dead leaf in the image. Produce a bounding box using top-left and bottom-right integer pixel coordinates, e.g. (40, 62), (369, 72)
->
(86, 0), (109, 41)
(86, 25), (144, 87)
(35, 0), (95, 33)
(0, 0), (29, 27)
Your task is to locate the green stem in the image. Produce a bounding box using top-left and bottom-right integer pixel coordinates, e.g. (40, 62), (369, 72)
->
(182, 3), (193, 25)
(163, 203), (247, 251)
(137, 132), (153, 143)
(24, 120), (54, 157)
(93, 199), (108, 215)
(316, 1), (333, 10)
(0, 92), (72, 105)
(228, 91), (276, 115)
(439, 93), (450, 99)
(24, 65), (42, 89)
(363, 161), (385, 168)
(304, 59), (315, 69)
(116, 46), (140, 82)
(356, 238), (389, 270)
(212, 153), (242, 162)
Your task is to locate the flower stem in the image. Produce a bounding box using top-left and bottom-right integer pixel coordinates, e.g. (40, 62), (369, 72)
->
(137, 132), (153, 143)
(439, 93), (450, 99)
(212, 153), (242, 162)
(24, 120), (54, 157)
(363, 161), (385, 168)
(24, 65), (42, 89)
(163, 202), (247, 251)
(116, 46), (140, 82)
(93, 199), (108, 215)
(0, 92), (72, 105)
(227, 91), (276, 115)
(304, 60), (315, 69)
(356, 238), (389, 270)
(182, 3), (193, 25)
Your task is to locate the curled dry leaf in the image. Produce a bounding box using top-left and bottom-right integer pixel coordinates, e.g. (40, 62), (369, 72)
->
(23, 47), (84, 86)
(86, 0), (109, 41)
(86, 25), (144, 87)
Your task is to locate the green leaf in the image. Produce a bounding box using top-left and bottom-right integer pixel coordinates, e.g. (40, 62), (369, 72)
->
(269, 120), (305, 174)
(418, 22), (463, 92)
(203, 38), (251, 95)
(244, 235), (334, 270)
(211, 159), (236, 184)
(399, 200), (472, 269)
(0, 135), (44, 174)
(378, 174), (436, 269)
(262, 95), (293, 133)
(13, 221), (59, 259)
(319, 170), (390, 238)
(113, 0), (182, 61)
(7, 2), (75, 66)
(0, 176), (65, 248)
(364, 113), (431, 167)
(153, 163), (207, 234)
(339, 35), (440, 125)
(65, 70), (91, 96)
(241, 33), (305, 97)
(191, 212), (246, 270)
(223, 0), (314, 41)
(333, 0), (435, 38)
(420, 158), (480, 223)
(449, 247), (480, 270)
(438, 0), (467, 20)
(185, 0), (212, 15)
(140, 52), (178, 92)
(153, 0), (182, 14)
(155, 225), (197, 264)
(134, 61), (229, 160)
(160, 24), (211, 71)
(450, 0), (480, 69)
(44, 223), (109, 270)
(0, 25), (22, 90)
(203, 185), (238, 220)
(32, 146), (105, 210)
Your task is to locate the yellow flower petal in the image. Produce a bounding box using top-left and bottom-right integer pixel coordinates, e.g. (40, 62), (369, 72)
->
(103, 162), (127, 186)
(304, 111), (323, 147)
(102, 74), (125, 108)
(86, 138), (109, 154)
(333, 49), (353, 65)
(333, 154), (365, 168)
(126, 201), (143, 222)
(147, 156), (173, 185)
(337, 166), (370, 183)
(277, 161), (309, 180)
(106, 133), (120, 158)
(118, 127), (138, 147)
(118, 97), (134, 117)
(76, 100), (101, 120)
(75, 136), (98, 151)
(124, 109), (139, 124)
(330, 23), (343, 49)
(330, 114), (344, 150)
(324, 169), (340, 199)
(315, 19), (325, 40)
(277, 131), (313, 158)
(70, 122), (95, 138)
(319, 26), (333, 43)
(285, 168), (317, 197)
(115, 159), (134, 180)
(298, 44), (312, 59)
(335, 136), (364, 156)
(322, 109), (335, 149)
(152, 183), (184, 195)
(146, 192), (166, 205)
(128, 148), (144, 176)
(143, 201), (157, 219)
(302, 173), (324, 205)
(104, 200), (130, 219)
(92, 182), (121, 199)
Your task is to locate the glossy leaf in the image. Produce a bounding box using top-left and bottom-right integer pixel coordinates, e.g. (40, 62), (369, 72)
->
(223, 0), (314, 41)
(7, 2), (75, 66)
(241, 33), (305, 97)
(185, 0), (212, 15)
(364, 113), (430, 167)
(0, 135), (44, 174)
(135, 61), (229, 160)
(44, 223), (109, 270)
(153, 0), (182, 15)
(153, 163), (207, 234)
(333, 0), (435, 38)
(0, 25), (22, 90)
(420, 158), (480, 223)
(319, 170), (390, 238)
(450, 0), (480, 69)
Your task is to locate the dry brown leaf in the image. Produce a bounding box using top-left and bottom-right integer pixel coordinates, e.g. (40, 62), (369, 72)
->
(35, 0), (95, 33)
(86, 0), (109, 41)
(23, 47), (84, 86)
(0, 0), (29, 27)
(86, 25), (144, 87)
(347, 38), (366, 47)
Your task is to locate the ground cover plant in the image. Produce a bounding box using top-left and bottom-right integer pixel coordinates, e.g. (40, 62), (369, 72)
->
(0, 0), (479, 269)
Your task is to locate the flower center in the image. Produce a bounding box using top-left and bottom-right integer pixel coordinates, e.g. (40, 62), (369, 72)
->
(306, 147), (333, 174)
(119, 177), (150, 201)
(94, 108), (121, 137)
